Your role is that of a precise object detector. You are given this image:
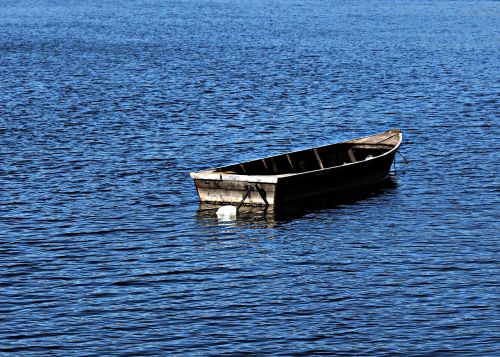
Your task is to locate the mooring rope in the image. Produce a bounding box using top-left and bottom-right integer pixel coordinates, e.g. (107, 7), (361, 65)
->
(236, 185), (253, 211)
(397, 150), (410, 165)
(392, 150), (410, 174)
(236, 184), (269, 210)
(255, 184), (269, 206)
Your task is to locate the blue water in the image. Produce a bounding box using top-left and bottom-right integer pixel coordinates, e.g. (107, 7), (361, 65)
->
(1, 0), (499, 355)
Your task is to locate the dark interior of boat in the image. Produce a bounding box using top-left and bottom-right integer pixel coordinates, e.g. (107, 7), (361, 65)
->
(216, 143), (393, 175)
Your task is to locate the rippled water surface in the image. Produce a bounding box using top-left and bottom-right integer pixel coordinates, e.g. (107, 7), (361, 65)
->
(1, 0), (499, 355)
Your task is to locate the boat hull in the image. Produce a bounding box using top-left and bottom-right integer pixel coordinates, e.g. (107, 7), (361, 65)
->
(193, 178), (278, 206)
(275, 150), (395, 206)
(190, 130), (402, 209)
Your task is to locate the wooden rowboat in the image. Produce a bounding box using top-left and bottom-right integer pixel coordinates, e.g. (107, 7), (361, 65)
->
(190, 129), (402, 209)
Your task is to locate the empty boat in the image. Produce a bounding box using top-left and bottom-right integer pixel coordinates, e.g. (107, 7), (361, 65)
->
(190, 129), (402, 209)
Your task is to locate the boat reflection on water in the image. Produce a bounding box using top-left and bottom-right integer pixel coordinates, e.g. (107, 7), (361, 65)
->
(195, 176), (399, 227)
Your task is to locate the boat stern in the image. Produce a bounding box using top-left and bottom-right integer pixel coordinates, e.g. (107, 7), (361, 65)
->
(190, 171), (279, 207)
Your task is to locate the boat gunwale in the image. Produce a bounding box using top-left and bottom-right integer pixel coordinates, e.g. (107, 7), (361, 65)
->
(190, 130), (402, 184)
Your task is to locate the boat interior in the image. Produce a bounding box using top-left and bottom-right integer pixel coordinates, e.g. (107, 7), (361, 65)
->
(215, 143), (394, 176)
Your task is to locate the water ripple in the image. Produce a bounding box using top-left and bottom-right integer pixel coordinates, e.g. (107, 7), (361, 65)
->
(1, 0), (499, 355)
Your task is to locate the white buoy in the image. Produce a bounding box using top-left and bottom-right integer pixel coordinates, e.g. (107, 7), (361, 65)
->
(216, 205), (238, 220)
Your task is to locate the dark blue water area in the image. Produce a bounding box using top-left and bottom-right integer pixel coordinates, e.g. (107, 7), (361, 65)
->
(1, 0), (499, 355)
